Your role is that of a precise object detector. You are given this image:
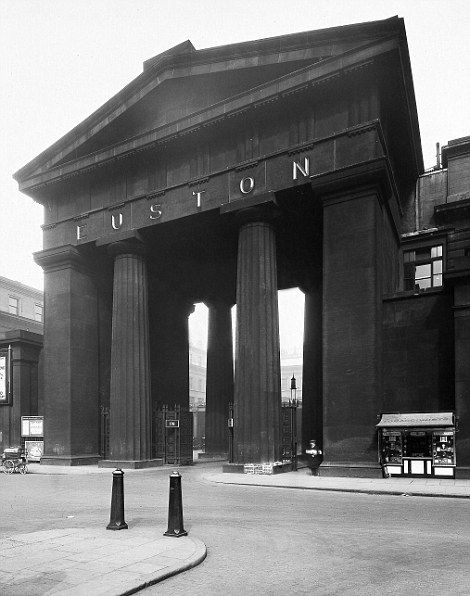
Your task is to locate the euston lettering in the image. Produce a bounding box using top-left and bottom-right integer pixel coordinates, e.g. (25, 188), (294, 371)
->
(292, 157), (310, 180)
(240, 176), (255, 194)
(111, 213), (123, 230)
(192, 190), (205, 209)
(149, 204), (162, 220)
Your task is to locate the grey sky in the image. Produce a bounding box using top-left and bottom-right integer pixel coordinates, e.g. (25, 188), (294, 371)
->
(1, 0), (469, 347)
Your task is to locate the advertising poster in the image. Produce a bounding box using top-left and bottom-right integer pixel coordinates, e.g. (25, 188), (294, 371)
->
(21, 416), (44, 437)
(25, 440), (44, 462)
(0, 354), (6, 403)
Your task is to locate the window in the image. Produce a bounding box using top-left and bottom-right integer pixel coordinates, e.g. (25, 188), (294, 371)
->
(404, 245), (443, 291)
(35, 304), (43, 322)
(8, 296), (19, 316)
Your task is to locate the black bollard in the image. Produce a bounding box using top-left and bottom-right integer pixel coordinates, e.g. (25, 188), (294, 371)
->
(164, 471), (187, 537)
(106, 469), (128, 530)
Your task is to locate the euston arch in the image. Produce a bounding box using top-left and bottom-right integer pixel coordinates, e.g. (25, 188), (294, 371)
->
(13, 18), (470, 478)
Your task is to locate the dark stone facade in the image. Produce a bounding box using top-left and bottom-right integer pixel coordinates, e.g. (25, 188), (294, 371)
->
(0, 330), (42, 452)
(13, 17), (470, 476)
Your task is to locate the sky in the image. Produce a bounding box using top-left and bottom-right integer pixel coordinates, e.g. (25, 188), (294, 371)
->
(1, 0), (469, 349)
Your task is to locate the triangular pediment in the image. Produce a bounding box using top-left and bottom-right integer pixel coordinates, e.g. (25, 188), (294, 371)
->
(15, 16), (418, 190)
(68, 61), (325, 161)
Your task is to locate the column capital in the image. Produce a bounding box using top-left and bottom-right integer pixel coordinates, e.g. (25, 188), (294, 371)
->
(299, 271), (322, 294)
(96, 229), (145, 252)
(204, 298), (235, 310)
(107, 239), (147, 259)
(184, 301), (196, 318)
(34, 245), (89, 274)
(235, 204), (282, 227)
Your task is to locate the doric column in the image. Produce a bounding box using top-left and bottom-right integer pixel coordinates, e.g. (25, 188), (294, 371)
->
(106, 239), (151, 465)
(149, 285), (194, 409)
(233, 207), (282, 464)
(205, 299), (234, 455)
(34, 245), (100, 465)
(301, 280), (323, 454)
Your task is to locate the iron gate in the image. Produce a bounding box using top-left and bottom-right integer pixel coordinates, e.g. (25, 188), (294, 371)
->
(281, 401), (298, 470)
(100, 405), (110, 459)
(227, 402), (297, 467)
(228, 402), (234, 462)
(152, 403), (193, 465)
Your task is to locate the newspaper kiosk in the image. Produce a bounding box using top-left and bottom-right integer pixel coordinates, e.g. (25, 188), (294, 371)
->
(377, 412), (456, 478)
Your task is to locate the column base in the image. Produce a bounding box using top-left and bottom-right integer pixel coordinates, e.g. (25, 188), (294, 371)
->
(223, 462), (294, 474)
(40, 455), (101, 466)
(98, 458), (163, 469)
(319, 462), (383, 478)
(197, 452), (228, 461)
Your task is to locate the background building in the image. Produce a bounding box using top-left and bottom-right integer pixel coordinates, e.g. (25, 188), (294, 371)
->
(189, 341), (207, 448)
(0, 276), (43, 334)
(281, 348), (303, 403)
(0, 277), (43, 452)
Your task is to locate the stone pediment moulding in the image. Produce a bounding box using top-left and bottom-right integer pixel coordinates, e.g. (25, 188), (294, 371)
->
(16, 35), (405, 193)
(15, 17), (404, 185)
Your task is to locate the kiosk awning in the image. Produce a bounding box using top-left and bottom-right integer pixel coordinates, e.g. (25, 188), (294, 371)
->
(376, 412), (454, 428)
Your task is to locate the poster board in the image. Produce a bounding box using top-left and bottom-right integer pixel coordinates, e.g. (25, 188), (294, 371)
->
(21, 416), (44, 437)
(0, 349), (12, 405)
(25, 440), (44, 462)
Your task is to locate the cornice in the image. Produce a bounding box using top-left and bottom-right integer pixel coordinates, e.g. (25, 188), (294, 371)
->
(0, 276), (42, 300)
(144, 17), (401, 71)
(442, 136), (470, 168)
(33, 245), (90, 273)
(435, 197), (470, 222)
(36, 121), (390, 232)
(401, 227), (450, 243)
(0, 329), (43, 346)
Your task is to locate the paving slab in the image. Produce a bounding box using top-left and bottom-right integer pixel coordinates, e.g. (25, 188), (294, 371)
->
(0, 527), (206, 596)
(205, 468), (470, 498)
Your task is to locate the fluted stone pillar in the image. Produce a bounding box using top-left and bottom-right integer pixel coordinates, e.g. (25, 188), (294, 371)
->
(105, 240), (152, 467)
(149, 286), (194, 409)
(301, 281), (323, 453)
(205, 300), (234, 455)
(233, 209), (282, 464)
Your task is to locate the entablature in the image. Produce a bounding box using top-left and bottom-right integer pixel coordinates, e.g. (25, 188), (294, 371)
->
(38, 121), (400, 252)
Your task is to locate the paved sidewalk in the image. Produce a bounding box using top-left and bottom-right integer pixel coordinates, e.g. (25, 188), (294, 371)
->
(27, 464), (165, 475)
(206, 468), (470, 498)
(0, 527), (206, 596)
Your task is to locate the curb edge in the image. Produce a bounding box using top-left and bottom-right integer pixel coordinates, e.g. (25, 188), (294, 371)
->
(123, 537), (207, 595)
